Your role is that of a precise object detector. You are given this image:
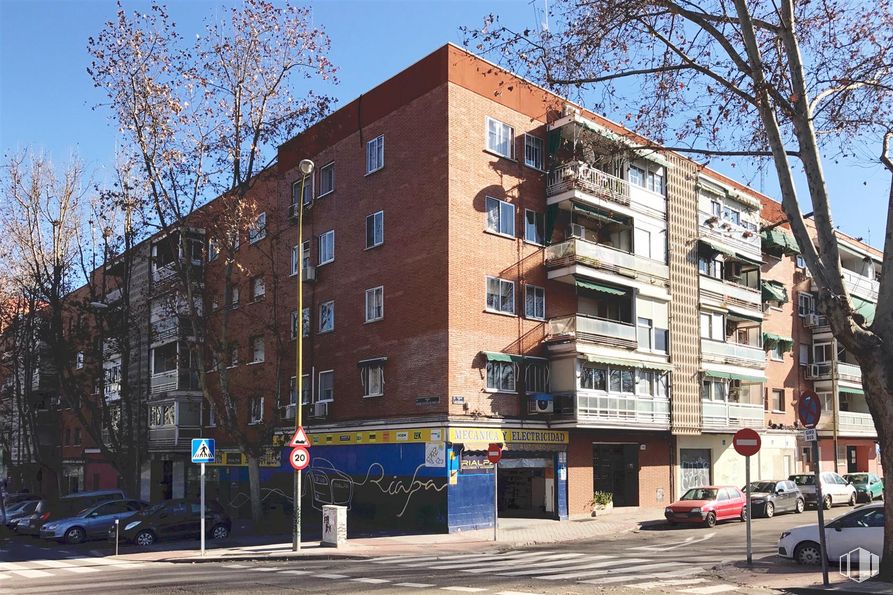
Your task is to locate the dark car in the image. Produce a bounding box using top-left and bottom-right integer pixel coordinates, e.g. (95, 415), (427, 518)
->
(2, 500), (40, 528)
(40, 499), (146, 544)
(112, 499), (231, 546)
(744, 480), (804, 517)
(17, 489), (126, 536)
(3, 493), (41, 508)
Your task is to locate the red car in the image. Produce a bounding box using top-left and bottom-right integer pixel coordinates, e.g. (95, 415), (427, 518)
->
(664, 486), (747, 527)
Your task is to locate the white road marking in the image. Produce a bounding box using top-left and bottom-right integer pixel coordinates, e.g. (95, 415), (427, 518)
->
(351, 577), (390, 584)
(223, 564), (249, 569)
(278, 570), (311, 575)
(66, 557), (133, 566)
(372, 551), (517, 564)
(28, 559), (76, 568)
(631, 578), (708, 589)
(409, 550), (557, 569)
(10, 569), (53, 578)
(395, 583), (436, 588)
(679, 585), (738, 594)
(460, 552), (588, 573)
(441, 588), (487, 593)
(314, 573), (349, 579)
(497, 592), (542, 595)
(252, 567), (284, 572)
(494, 555), (621, 576)
(60, 566), (102, 574)
(581, 566), (705, 585)
(0, 573), (10, 580)
(0, 563), (29, 571)
(629, 532), (716, 552)
(540, 561), (678, 581)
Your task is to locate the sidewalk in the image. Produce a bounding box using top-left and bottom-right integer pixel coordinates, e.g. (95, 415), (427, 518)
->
(715, 555), (892, 594)
(116, 507), (666, 564)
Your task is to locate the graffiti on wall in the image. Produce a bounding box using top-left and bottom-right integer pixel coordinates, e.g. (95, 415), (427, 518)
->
(680, 449), (712, 492)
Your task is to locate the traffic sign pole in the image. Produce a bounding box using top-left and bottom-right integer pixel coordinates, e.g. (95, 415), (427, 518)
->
(200, 462), (206, 556)
(733, 429), (760, 567)
(814, 440), (830, 586)
(493, 461), (498, 543)
(745, 455), (752, 565)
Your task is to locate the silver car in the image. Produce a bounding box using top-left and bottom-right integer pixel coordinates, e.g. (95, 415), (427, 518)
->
(2, 500), (40, 528)
(39, 499), (146, 544)
(789, 472), (857, 510)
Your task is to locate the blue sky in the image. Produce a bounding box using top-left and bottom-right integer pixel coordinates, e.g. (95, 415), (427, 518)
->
(1, 0), (889, 247)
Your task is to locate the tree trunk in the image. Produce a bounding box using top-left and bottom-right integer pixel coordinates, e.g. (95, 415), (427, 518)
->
(246, 454), (263, 527)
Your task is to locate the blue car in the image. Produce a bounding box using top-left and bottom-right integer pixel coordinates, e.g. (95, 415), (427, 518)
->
(40, 499), (146, 544)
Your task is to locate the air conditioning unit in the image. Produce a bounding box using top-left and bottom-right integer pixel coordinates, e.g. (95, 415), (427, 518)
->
(567, 224), (585, 239)
(302, 266), (316, 283)
(284, 404), (296, 420)
(309, 402), (329, 418)
(287, 203), (300, 220)
(528, 394), (554, 414)
(562, 103), (581, 117)
(805, 313), (819, 327)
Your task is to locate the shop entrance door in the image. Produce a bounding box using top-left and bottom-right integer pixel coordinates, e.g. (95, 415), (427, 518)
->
(592, 443), (639, 507)
(497, 457), (554, 518)
(847, 446), (859, 473)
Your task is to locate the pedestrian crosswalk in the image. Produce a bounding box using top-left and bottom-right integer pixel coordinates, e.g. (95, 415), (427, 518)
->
(0, 555), (147, 580)
(363, 549), (742, 593)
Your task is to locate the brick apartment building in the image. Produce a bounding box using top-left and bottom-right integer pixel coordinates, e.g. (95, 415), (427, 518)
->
(1, 43), (882, 534)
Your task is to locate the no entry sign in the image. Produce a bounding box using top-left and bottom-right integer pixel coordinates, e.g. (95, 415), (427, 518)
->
(798, 391), (822, 429)
(487, 443), (503, 464)
(733, 428), (761, 457)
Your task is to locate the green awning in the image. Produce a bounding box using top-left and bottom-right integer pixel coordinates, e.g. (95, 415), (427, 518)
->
(481, 352), (523, 364)
(839, 386), (866, 396)
(583, 354), (673, 372)
(761, 280), (789, 304)
(575, 278), (627, 296)
(763, 332), (794, 352)
(761, 228), (801, 255)
(734, 251), (764, 267)
(703, 370), (766, 383)
(852, 296), (876, 325)
(700, 238), (736, 259)
(728, 307), (763, 323)
(572, 202), (627, 225)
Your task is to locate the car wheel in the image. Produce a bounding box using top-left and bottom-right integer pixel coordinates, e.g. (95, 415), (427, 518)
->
(795, 498), (805, 513)
(878, 492), (884, 502)
(135, 529), (156, 547)
(848, 493), (857, 507)
(740, 507), (747, 522)
(211, 524), (229, 540)
(64, 527), (86, 545)
(764, 502), (774, 518)
(794, 541), (823, 566)
(704, 512), (717, 528)
(822, 495), (832, 510)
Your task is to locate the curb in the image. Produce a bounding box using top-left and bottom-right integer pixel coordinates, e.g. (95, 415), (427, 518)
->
(163, 553), (370, 564)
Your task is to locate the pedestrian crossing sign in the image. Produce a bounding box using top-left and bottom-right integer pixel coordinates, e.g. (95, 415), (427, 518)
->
(191, 438), (215, 463)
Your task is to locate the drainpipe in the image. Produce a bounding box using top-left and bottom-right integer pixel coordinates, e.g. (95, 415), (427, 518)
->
(831, 338), (840, 474)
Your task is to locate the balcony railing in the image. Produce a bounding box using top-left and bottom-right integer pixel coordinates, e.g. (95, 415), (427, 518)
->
(841, 268), (879, 302)
(700, 339), (766, 368)
(546, 314), (638, 349)
(150, 369), (200, 395)
(816, 411), (876, 437)
(565, 391), (671, 428)
(147, 425), (202, 451)
(805, 362), (863, 384)
(702, 400), (764, 430)
(545, 239), (669, 281)
(699, 275), (762, 311)
(547, 162), (630, 206)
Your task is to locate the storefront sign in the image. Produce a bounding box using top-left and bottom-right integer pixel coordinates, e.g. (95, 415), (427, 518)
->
(206, 448), (280, 467)
(425, 442), (446, 467)
(310, 428), (444, 446)
(448, 427), (569, 446)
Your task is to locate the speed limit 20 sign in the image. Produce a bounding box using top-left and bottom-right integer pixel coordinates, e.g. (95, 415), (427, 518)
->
(289, 446), (310, 471)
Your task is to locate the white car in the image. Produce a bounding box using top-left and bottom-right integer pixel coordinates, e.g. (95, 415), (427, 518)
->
(789, 472), (857, 509)
(777, 503), (884, 565)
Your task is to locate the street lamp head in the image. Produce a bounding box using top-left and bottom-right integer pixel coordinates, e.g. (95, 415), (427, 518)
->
(299, 159), (314, 176)
(89, 301), (109, 311)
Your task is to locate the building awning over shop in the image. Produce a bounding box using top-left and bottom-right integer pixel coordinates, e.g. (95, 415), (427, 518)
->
(839, 386), (865, 396)
(575, 278), (627, 296)
(761, 228), (801, 255)
(762, 332), (794, 352)
(761, 280), (789, 304)
(480, 352), (524, 364)
(572, 201), (627, 225)
(700, 238), (762, 266)
(852, 296), (876, 325)
(583, 354), (673, 372)
(357, 357), (388, 368)
(703, 369), (766, 383)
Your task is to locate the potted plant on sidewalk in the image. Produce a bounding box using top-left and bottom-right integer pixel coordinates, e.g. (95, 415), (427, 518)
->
(589, 491), (614, 517)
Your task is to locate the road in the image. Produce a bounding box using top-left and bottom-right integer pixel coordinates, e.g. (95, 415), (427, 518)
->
(1, 508), (849, 594)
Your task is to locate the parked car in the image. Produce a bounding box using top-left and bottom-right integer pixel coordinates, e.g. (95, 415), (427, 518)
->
(2, 500), (40, 527)
(40, 499), (146, 544)
(3, 493), (41, 508)
(843, 473), (884, 503)
(745, 480), (805, 518)
(778, 502), (884, 565)
(789, 472), (856, 509)
(16, 489), (126, 536)
(665, 486), (747, 527)
(112, 499), (231, 546)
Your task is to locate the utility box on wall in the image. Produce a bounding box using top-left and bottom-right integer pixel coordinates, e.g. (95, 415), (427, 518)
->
(322, 505), (347, 548)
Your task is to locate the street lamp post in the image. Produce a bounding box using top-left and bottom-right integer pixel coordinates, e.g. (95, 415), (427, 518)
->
(293, 158), (314, 552)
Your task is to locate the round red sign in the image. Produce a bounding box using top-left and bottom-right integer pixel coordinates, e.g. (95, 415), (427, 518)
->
(289, 446), (310, 471)
(733, 428), (761, 457)
(487, 443), (503, 464)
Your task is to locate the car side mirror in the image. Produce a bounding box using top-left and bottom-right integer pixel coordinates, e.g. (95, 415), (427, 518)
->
(834, 526), (842, 532)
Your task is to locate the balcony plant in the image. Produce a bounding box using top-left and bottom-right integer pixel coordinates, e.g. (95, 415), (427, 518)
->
(589, 491), (614, 517)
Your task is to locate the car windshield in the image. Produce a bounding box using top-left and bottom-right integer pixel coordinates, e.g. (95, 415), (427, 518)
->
(791, 475), (814, 486)
(844, 474), (868, 484)
(747, 482), (776, 493)
(144, 502), (168, 516)
(681, 488), (717, 501)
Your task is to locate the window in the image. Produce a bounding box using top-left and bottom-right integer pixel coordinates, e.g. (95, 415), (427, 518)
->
(771, 389), (785, 412)
(795, 255), (806, 269)
(486, 361), (516, 392)
(365, 286), (384, 322)
(366, 135), (384, 174)
(149, 403), (176, 427)
(251, 336), (264, 363)
(524, 285), (545, 320)
(76, 352), (84, 370)
(288, 376), (297, 408)
(366, 211), (384, 248)
(813, 342), (832, 364)
(292, 177), (313, 208)
(524, 134), (544, 169)
(302, 240), (310, 270)
(721, 206), (740, 226)
(290, 310), (299, 340)
(770, 342), (784, 361)
(702, 379), (728, 401)
(699, 312), (725, 341)
(74, 427), (81, 445)
(629, 162), (665, 194)
(319, 230), (334, 265)
(485, 276), (515, 314)
(302, 308), (310, 337)
(711, 201), (722, 217)
(526, 362), (550, 393)
(524, 210), (544, 245)
(301, 374), (311, 404)
(227, 228), (240, 252)
(152, 343), (178, 374)
(485, 196), (515, 237)
(799, 343), (810, 366)
(361, 363), (384, 398)
(228, 284), (240, 308)
(249, 397), (263, 424)
(64, 428), (71, 445)
(797, 292), (814, 317)
(290, 245), (299, 276)
(229, 344), (239, 367)
(207, 401), (217, 427)
(251, 276), (265, 301)
(637, 318), (653, 350)
(319, 300), (334, 333)
(486, 117), (514, 158)
(249, 212), (267, 243)
(579, 365), (664, 396)
(318, 371), (334, 402)
(208, 238), (219, 262)
(634, 228), (652, 259)
(319, 162), (335, 196)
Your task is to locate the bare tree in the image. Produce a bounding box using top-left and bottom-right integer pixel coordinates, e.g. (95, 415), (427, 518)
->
(465, 0), (893, 577)
(88, 0), (336, 523)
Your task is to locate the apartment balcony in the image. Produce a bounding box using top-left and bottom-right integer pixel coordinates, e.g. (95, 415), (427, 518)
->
(546, 314), (638, 350)
(701, 339), (766, 369)
(841, 268), (879, 302)
(805, 361), (863, 384)
(547, 162), (630, 207)
(150, 316), (200, 346)
(699, 275), (762, 312)
(698, 213), (762, 255)
(702, 400), (765, 430)
(151, 261), (203, 289)
(147, 425), (202, 452)
(150, 368), (201, 396)
(553, 392), (670, 429)
(31, 366), (57, 393)
(545, 238), (669, 284)
(816, 411), (877, 438)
